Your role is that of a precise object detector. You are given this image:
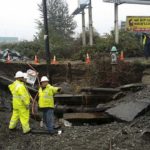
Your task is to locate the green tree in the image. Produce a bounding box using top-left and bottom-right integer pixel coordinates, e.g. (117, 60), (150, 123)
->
(35, 0), (76, 58)
(118, 30), (143, 57)
(73, 29), (143, 60)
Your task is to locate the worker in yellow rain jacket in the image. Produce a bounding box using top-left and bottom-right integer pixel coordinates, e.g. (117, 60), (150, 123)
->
(38, 76), (61, 134)
(9, 71), (31, 134)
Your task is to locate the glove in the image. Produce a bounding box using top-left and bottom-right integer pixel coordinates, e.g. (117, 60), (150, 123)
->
(57, 88), (61, 92)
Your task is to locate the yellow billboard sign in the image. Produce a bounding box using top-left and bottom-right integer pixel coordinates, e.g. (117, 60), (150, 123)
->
(126, 16), (150, 32)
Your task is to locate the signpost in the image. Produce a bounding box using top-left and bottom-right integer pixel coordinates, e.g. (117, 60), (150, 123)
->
(88, 0), (93, 46)
(73, 0), (90, 15)
(114, 3), (119, 44)
(103, 0), (150, 44)
(72, 0), (93, 46)
(79, 0), (90, 7)
(126, 16), (150, 32)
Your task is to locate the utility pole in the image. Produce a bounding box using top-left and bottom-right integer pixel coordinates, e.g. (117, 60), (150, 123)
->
(82, 10), (86, 46)
(42, 0), (51, 82)
(88, 0), (93, 46)
(114, 3), (119, 44)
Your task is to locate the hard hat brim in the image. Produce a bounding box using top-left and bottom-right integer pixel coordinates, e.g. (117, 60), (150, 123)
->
(40, 80), (49, 82)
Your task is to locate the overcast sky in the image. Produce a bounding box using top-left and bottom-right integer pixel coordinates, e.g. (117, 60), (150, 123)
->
(0, 0), (149, 41)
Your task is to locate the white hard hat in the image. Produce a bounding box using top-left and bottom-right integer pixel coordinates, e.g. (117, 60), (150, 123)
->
(15, 71), (24, 78)
(23, 73), (28, 79)
(40, 76), (49, 82)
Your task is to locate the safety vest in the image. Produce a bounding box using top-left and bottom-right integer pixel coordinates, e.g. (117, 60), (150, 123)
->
(8, 80), (30, 109)
(38, 84), (59, 108)
(143, 35), (147, 46)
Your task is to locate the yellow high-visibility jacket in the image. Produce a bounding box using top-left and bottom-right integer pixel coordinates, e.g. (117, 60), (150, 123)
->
(38, 84), (59, 108)
(9, 80), (30, 109)
(143, 35), (147, 46)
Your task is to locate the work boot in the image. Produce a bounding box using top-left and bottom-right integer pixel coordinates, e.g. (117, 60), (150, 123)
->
(9, 128), (17, 132)
(24, 129), (32, 134)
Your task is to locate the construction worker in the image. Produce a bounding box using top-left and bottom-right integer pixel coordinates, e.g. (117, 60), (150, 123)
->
(8, 71), (31, 134)
(38, 76), (61, 134)
(142, 33), (150, 59)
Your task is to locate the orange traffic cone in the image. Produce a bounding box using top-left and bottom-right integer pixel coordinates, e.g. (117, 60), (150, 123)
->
(120, 51), (124, 61)
(51, 55), (58, 64)
(6, 53), (11, 63)
(34, 55), (39, 64)
(86, 53), (90, 64)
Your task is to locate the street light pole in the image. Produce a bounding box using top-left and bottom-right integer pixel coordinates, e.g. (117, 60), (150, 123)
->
(82, 10), (86, 46)
(114, 3), (119, 44)
(42, 0), (51, 82)
(88, 0), (93, 46)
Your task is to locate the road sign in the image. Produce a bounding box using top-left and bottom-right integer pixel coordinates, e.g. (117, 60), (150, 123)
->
(126, 16), (150, 32)
(73, 0), (90, 15)
(79, 0), (90, 6)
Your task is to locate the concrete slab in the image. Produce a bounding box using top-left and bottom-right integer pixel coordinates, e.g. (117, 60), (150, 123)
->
(106, 100), (150, 122)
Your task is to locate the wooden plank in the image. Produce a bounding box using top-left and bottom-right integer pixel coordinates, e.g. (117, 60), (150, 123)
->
(63, 112), (109, 120)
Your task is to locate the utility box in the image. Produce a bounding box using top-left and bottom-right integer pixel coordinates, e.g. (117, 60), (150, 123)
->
(110, 46), (118, 65)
